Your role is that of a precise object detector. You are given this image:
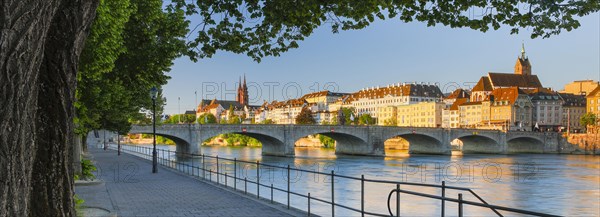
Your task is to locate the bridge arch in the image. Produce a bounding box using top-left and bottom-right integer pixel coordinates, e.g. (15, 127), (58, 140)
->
(385, 133), (449, 155)
(453, 135), (502, 154)
(128, 132), (192, 153)
(318, 132), (370, 155)
(222, 132), (287, 156)
(507, 136), (545, 153)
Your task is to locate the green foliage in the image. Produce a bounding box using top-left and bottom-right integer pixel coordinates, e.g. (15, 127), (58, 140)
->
(358, 114), (376, 126)
(384, 118), (398, 126)
(76, 0), (188, 136)
(318, 134), (335, 148)
(258, 119), (274, 124)
(197, 113), (217, 124)
(75, 0), (134, 135)
(295, 107), (316, 125)
(580, 113), (598, 130)
(156, 136), (175, 145)
(80, 159), (97, 180)
(164, 114), (196, 124)
(74, 194), (85, 216)
(228, 115), (242, 124)
(341, 107), (357, 125)
(170, 0), (599, 62)
(220, 134), (261, 146)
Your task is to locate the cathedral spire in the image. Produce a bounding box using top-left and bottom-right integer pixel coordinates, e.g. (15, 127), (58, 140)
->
(243, 74), (247, 88)
(521, 42), (526, 60)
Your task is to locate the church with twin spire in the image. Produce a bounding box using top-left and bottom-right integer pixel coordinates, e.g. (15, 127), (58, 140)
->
(196, 74), (257, 123)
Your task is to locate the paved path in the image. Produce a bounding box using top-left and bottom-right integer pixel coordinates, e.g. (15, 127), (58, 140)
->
(75, 148), (300, 217)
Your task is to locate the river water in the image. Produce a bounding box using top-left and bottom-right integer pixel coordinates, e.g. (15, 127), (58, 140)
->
(124, 144), (599, 216)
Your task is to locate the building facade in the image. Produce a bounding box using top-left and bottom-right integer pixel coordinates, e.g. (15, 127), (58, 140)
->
(560, 93), (586, 133)
(560, 80), (599, 96)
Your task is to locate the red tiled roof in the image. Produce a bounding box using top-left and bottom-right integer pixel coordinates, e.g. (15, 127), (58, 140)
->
(446, 89), (470, 99)
(301, 90), (347, 99)
(472, 77), (493, 92)
(489, 87), (523, 105)
(351, 84), (443, 100)
(449, 98), (468, 110)
(487, 72), (542, 88)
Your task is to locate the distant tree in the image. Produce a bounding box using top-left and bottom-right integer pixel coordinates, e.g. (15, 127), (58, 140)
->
(259, 119), (275, 124)
(580, 113), (598, 132)
(198, 113), (217, 124)
(318, 134), (336, 148)
(228, 105), (235, 120)
(341, 107), (357, 125)
(358, 114), (376, 125)
(296, 107), (316, 125)
(228, 115), (242, 124)
(384, 118), (398, 126)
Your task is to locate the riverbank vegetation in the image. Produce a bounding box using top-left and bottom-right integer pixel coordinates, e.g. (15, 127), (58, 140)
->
(203, 134), (261, 146)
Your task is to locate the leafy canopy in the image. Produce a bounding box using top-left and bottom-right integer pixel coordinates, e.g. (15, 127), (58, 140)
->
(171, 0), (599, 62)
(296, 107), (316, 124)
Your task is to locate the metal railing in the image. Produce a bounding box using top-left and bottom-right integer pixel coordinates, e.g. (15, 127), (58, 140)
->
(110, 144), (560, 217)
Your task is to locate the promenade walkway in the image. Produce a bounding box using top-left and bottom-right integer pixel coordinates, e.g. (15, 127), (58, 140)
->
(75, 148), (300, 216)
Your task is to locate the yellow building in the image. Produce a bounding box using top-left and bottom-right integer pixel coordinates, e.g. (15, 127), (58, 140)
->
(587, 86), (600, 116)
(377, 106), (398, 125)
(459, 102), (483, 128)
(396, 102), (445, 127)
(561, 80), (599, 96)
(488, 87), (533, 131)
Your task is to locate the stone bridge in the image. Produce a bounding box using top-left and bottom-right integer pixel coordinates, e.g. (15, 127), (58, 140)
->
(129, 124), (576, 156)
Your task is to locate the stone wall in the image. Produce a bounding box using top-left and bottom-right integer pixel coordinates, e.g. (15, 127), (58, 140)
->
(566, 133), (600, 154)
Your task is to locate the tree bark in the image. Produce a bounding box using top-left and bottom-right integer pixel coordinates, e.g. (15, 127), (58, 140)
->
(0, 0), (98, 216)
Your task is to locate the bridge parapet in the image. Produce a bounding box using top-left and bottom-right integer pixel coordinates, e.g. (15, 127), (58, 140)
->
(128, 124), (571, 156)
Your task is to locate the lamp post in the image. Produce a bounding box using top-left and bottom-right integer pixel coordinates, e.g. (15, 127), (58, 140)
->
(150, 87), (158, 173)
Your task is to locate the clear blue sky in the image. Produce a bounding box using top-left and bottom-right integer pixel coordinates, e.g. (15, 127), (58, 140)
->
(163, 13), (600, 114)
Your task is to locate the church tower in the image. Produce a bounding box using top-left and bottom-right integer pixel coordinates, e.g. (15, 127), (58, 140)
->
(236, 74), (249, 105)
(514, 43), (532, 75)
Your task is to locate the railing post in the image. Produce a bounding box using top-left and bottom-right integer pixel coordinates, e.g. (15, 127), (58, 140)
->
(234, 158), (237, 190)
(441, 181), (446, 217)
(396, 184), (400, 217)
(202, 154), (205, 179)
(256, 160), (260, 199)
(209, 169), (212, 182)
(270, 184), (274, 204)
(287, 164), (290, 209)
(216, 156), (219, 184)
(308, 193), (311, 217)
(225, 173), (228, 186)
(361, 175), (365, 217)
(244, 177), (247, 194)
(458, 193), (463, 217)
(331, 170), (335, 217)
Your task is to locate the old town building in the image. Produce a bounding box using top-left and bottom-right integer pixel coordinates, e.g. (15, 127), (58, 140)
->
(527, 88), (564, 131)
(348, 83), (443, 122)
(560, 80), (599, 96)
(559, 93), (587, 133)
(586, 86), (600, 117)
(471, 45), (543, 102)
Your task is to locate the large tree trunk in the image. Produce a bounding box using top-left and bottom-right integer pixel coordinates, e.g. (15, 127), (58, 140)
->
(0, 0), (98, 216)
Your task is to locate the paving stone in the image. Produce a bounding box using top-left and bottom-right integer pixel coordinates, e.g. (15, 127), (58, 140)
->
(76, 148), (298, 217)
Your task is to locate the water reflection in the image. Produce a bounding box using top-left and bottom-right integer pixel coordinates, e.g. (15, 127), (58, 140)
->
(130, 144), (599, 216)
